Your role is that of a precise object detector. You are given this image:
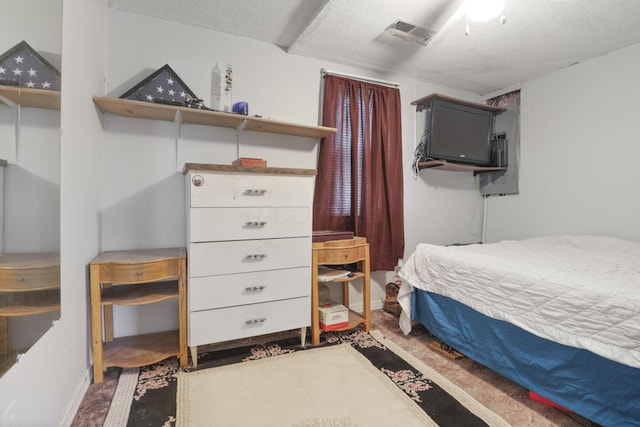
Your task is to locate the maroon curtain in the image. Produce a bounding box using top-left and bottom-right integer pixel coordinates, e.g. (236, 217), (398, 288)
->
(314, 74), (404, 271)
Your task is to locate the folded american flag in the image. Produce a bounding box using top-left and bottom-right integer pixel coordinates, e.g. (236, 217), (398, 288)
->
(0, 41), (61, 91)
(119, 64), (198, 105)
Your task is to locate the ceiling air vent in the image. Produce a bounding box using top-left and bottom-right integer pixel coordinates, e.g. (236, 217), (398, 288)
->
(385, 20), (436, 46)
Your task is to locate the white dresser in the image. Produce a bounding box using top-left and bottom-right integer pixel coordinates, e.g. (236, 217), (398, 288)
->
(183, 163), (315, 365)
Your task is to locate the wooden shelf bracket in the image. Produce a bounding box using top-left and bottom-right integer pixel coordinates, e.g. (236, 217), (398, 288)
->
(235, 118), (248, 159)
(174, 109), (183, 172)
(0, 95), (20, 164)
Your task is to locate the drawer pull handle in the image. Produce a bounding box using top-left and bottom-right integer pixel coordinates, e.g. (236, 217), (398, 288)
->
(243, 189), (267, 196)
(244, 285), (266, 293)
(136, 271), (143, 275)
(244, 221), (267, 228)
(245, 318), (266, 326)
(244, 254), (267, 261)
(192, 175), (205, 187)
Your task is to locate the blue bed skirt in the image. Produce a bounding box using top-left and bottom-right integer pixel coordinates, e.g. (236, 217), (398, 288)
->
(412, 289), (640, 427)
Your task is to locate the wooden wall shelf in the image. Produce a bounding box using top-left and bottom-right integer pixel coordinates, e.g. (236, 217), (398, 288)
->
(92, 96), (336, 139)
(411, 93), (505, 113)
(418, 160), (506, 175)
(0, 86), (61, 110)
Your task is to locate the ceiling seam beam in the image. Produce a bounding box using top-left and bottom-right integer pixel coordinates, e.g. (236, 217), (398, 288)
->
(286, 0), (332, 53)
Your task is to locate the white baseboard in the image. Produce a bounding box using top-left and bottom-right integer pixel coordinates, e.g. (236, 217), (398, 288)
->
(59, 368), (91, 427)
(349, 298), (383, 313)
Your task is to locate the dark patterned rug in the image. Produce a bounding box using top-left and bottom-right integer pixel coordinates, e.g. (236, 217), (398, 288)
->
(110, 329), (506, 426)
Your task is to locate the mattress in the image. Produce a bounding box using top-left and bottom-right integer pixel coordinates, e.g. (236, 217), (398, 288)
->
(411, 290), (640, 427)
(399, 235), (640, 368)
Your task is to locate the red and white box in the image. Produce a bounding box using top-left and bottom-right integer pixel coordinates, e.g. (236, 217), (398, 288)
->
(319, 301), (349, 331)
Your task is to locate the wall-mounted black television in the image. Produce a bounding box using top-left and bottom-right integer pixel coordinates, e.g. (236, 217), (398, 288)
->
(425, 97), (495, 166)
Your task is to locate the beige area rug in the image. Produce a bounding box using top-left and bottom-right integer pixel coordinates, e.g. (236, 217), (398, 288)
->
(176, 330), (510, 427)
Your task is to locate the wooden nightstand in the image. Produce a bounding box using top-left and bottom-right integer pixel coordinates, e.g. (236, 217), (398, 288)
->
(0, 253), (60, 375)
(311, 237), (370, 345)
(89, 248), (187, 383)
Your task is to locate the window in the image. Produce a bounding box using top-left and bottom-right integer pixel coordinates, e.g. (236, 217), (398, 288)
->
(313, 74), (404, 271)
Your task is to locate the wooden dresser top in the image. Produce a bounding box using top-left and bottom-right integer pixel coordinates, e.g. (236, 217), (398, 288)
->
(90, 247), (186, 265)
(182, 163), (316, 176)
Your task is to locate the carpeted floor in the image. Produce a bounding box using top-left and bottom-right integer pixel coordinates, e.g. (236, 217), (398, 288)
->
(71, 309), (599, 427)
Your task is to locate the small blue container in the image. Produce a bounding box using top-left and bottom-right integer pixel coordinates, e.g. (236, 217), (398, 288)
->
(232, 101), (248, 115)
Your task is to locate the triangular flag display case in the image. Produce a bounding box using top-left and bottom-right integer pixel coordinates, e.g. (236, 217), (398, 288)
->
(119, 64), (200, 106)
(0, 41), (61, 91)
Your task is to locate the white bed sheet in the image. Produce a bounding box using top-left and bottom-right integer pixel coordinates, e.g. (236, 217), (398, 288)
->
(398, 235), (640, 369)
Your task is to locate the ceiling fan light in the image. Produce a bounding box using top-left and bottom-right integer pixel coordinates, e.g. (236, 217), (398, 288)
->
(465, 0), (505, 22)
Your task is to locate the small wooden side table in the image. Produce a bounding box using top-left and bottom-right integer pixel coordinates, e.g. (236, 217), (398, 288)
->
(89, 247), (187, 383)
(311, 237), (370, 345)
(0, 252), (60, 376)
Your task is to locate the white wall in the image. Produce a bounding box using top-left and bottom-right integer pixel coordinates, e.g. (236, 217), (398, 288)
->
(0, 109), (61, 357)
(403, 84), (486, 259)
(2, 128), (60, 253)
(0, 0), (61, 250)
(485, 42), (640, 243)
(0, 0), (107, 425)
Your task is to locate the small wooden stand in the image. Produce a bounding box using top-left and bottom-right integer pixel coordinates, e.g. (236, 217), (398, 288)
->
(0, 253), (60, 376)
(89, 248), (188, 383)
(311, 237), (370, 345)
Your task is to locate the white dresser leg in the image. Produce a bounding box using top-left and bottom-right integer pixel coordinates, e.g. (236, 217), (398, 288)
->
(300, 327), (307, 347)
(190, 345), (198, 368)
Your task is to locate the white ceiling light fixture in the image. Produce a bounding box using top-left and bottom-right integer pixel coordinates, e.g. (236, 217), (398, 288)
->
(465, 0), (505, 22)
(462, 0), (506, 35)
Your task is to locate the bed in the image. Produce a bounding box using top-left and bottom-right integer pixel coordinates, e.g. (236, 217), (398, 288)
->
(398, 235), (640, 427)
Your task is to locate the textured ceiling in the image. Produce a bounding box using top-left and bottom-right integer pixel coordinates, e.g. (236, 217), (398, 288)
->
(108, 0), (640, 95)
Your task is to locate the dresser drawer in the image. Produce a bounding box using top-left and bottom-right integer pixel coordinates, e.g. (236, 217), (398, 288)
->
(188, 173), (314, 208)
(188, 237), (311, 277)
(314, 244), (369, 264)
(189, 207), (311, 242)
(98, 259), (180, 284)
(188, 267), (310, 311)
(0, 253), (59, 291)
(0, 265), (60, 291)
(188, 296), (310, 346)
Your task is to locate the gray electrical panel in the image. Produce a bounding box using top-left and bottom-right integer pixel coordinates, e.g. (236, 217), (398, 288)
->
(479, 100), (520, 196)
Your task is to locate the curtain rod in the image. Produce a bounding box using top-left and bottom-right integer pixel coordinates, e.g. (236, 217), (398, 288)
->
(320, 68), (399, 88)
